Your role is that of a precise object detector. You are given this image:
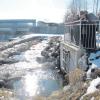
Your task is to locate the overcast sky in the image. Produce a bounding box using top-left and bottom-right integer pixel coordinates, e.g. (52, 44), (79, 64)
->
(0, 0), (99, 23)
(0, 0), (71, 23)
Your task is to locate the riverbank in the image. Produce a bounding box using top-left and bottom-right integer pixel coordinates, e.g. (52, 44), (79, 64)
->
(33, 47), (100, 100)
(33, 68), (100, 100)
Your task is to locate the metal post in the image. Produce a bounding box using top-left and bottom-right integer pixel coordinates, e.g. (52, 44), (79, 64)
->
(79, 20), (82, 47)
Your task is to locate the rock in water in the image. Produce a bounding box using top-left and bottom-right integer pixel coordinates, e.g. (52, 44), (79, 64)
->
(0, 80), (5, 88)
(41, 50), (49, 58)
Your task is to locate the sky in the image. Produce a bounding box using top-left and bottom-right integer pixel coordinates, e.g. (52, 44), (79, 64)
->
(0, 0), (70, 23)
(0, 0), (99, 23)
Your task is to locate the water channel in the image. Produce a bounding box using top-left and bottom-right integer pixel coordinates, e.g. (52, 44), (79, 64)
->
(0, 34), (63, 100)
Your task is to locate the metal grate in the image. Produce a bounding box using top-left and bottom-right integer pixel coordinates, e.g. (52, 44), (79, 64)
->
(62, 49), (70, 73)
(64, 20), (100, 50)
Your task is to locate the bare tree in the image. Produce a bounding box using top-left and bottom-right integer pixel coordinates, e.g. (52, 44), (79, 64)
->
(64, 0), (100, 23)
(64, 0), (81, 23)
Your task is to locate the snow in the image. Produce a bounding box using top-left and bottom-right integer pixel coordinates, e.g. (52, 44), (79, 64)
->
(86, 77), (100, 94)
(80, 77), (100, 100)
(14, 33), (64, 40)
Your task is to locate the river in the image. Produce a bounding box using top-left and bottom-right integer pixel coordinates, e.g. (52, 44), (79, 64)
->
(0, 33), (63, 100)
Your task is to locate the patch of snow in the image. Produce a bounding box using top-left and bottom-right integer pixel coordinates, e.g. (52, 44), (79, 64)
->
(80, 77), (100, 100)
(21, 33), (63, 40)
(86, 77), (100, 94)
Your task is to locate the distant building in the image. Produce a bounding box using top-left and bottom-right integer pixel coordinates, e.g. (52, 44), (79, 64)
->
(0, 19), (36, 34)
(36, 21), (48, 33)
(0, 19), (36, 41)
(36, 21), (64, 34)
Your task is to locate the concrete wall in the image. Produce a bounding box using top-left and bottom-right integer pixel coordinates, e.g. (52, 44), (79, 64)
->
(60, 41), (82, 73)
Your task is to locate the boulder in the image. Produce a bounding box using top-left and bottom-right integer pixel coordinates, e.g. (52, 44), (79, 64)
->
(36, 57), (46, 63)
(46, 57), (55, 62)
(63, 85), (71, 92)
(0, 58), (19, 65)
(90, 68), (100, 79)
(41, 50), (49, 58)
(51, 52), (58, 58)
(0, 80), (5, 88)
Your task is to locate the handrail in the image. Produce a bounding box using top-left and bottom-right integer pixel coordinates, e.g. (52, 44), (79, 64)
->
(65, 20), (100, 25)
(64, 20), (100, 50)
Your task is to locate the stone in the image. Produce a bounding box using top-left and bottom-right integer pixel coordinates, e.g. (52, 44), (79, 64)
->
(63, 85), (71, 92)
(91, 68), (100, 79)
(36, 57), (46, 63)
(51, 52), (58, 58)
(41, 50), (49, 58)
(0, 80), (5, 88)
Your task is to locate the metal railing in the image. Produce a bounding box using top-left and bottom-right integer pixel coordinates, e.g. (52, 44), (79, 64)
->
(64, 20), (100, 50)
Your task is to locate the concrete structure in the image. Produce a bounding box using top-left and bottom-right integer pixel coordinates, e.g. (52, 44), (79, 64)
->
(0, 19), (64, 35)
(60, 41), (82, 73)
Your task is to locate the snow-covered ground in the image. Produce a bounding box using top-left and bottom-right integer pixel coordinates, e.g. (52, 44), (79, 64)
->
(11, 33), (64, 41)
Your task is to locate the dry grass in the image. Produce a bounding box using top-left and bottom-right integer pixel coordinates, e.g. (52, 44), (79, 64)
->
(82, 91), (100, 100)
(68, 68), (85, 86)
(46, 69), (86, 100)
(31, 68), (100, 100)
(47, 90), (67, 100)
(0, 88), (15, 100)
(33, 96), (47, 100)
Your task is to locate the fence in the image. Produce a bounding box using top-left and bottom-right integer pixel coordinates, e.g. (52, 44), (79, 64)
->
(64, 20), (100, 51)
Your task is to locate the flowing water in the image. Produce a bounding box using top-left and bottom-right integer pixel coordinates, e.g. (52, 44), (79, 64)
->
(5, 36), (63, 100)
